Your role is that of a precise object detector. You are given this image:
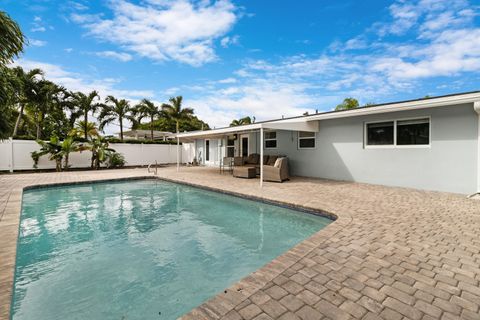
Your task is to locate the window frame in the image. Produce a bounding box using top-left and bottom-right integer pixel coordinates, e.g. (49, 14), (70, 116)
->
(364, 116), (431, 149)
(297, 131), (316, 149)
(264, 131), (278, 149)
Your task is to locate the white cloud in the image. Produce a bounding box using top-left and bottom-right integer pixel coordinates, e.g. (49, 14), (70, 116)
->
(13, 59), (153, 100)
(217, 77), (237, 84)
(29, 39), (47, 47)
(220, 35), (239, 48)
(94, 51), (133, 62)
(72, 0), (239, 66)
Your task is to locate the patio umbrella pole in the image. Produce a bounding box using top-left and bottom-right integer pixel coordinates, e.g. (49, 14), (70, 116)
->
(177, 134), (179, 172)
(260, 127), (264, 188)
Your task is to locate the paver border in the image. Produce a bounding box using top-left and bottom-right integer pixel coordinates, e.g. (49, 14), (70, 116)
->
(0, 175), (350, 320)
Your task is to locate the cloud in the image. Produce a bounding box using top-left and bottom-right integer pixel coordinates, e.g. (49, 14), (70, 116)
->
(72, 0), (239, 66)
(93, 51), (133, 62)
(220, 35), (239, 48)
(13, 59), (153, 100)
(29, 39), (47, 47)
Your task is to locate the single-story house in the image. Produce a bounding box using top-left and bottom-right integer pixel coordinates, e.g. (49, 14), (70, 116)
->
(176, 91), (480, 196)
(120, 130), (174, 141)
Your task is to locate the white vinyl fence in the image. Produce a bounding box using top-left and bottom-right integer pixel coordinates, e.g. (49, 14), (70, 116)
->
(0, 139), (194, 172)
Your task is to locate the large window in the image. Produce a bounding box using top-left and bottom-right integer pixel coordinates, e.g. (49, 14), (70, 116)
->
(397, 118), (429, 145)
(366, 121), (394, 145)
(264, 131), (277, 149)
(365, 118), (430, 147)
(298, 131), (316, 149)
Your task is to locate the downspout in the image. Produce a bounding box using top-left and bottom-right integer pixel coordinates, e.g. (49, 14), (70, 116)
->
(470, 101), (480, 198)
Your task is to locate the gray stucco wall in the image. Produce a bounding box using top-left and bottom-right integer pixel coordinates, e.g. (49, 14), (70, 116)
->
(269, 103), (478, 194)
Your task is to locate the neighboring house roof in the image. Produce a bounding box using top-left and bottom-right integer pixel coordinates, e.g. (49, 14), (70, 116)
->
(176, 90), (480, 139)
(121, 130), (174, 138)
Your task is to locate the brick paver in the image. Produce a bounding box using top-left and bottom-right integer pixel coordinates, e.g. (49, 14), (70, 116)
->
(1, 166), (480, 320)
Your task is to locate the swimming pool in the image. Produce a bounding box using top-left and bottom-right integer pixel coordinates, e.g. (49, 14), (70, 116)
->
(12, 179), (331, 320)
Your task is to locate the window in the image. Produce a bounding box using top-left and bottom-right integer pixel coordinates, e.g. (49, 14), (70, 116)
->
(226, 138), (235, 157)
(397, 118), (429, 145)
(264, 131), (277, 149)
(365, 118), (430, 147)
(205, 140), (210, 161)
(366, 121), (394, 145)
(298, 131), (315, 149)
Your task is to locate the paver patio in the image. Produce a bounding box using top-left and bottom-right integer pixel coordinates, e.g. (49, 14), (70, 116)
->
(1, 167), (480, 320)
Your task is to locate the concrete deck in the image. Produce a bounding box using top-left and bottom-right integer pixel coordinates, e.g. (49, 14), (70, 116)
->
(1, 167), (480, 320)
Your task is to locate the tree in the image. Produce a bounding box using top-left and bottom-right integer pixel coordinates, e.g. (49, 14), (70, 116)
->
(72, 91), (101, 140)
(11, 67), (44, 137)
(69, 121), (99, 140)
(31, 136), (63, 171)
(28, 80), (64, 139)
(230, 116), (252, 127)
(84, 137), (115, 169)
(98, 96), (135, 141)
(335, 98), (359, 111)
(60, 137), (80, 170)
(134, 98), (161, 140)
(0, 11), (25, 65)
(161, 96), (194, 133)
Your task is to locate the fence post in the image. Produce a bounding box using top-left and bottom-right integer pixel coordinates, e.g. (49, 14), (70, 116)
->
(9, 137), (14, 173)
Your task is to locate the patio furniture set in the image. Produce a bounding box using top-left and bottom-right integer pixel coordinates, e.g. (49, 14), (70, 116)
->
(220, 153), (289, 182)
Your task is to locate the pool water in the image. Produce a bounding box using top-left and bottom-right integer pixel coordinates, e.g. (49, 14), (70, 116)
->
(12, 179), (331, 320)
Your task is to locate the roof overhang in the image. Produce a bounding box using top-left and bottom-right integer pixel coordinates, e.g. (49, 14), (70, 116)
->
(176, 120), (319, 141)
(304, 91), (480, 122)
(176, 91), (480, 141)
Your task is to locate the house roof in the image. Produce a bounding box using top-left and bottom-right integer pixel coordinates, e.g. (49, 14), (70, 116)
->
(121, 130), (173, 137)
(176, 90), (480, 140)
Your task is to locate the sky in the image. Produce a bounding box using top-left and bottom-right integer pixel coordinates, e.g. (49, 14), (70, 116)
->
(3, 0), (480, 134)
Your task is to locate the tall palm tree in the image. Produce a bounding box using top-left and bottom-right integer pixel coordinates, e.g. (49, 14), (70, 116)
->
(161, 96), (193, 133)
(11, 67), (44, 137)
(28, 80), (63, 139)
(134, 98), (161, 140)
(98, 96), (135, 141)
(72, 91), (101, 140)
(0, 11), (25, 65)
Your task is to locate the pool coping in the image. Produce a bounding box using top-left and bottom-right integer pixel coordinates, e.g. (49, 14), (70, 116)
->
(0, 175), (350, 320)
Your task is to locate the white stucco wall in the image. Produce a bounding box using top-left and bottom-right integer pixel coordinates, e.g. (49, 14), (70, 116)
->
(272, 103), (478, 194)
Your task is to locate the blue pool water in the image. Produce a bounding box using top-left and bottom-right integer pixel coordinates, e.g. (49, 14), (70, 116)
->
(12, 179), (331, 320)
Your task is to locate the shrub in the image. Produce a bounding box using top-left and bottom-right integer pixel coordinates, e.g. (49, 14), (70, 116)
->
(106, 152), (126, 168)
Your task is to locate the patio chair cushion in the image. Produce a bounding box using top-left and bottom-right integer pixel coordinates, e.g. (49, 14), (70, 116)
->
(274, 157), (283, 168)
(267, 155), (278, 166)
(245, 153), (260, 165)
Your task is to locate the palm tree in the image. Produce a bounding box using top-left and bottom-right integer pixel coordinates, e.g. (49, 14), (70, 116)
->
(98, 96), (135, 141)
(60, 137), (80, 170)
(11, 67), (44, 137)
(69, 121), (99, 140)
(31, 136), (63, 171)
(72, 91), (101, 140)
(84, 137), (115, 169)
(161, 96), (193, 133)
(0, 11), (25, 65)
(230, 116), (252, 127)
(28, 80), (63, 139)
(134, 98), (161, 140)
